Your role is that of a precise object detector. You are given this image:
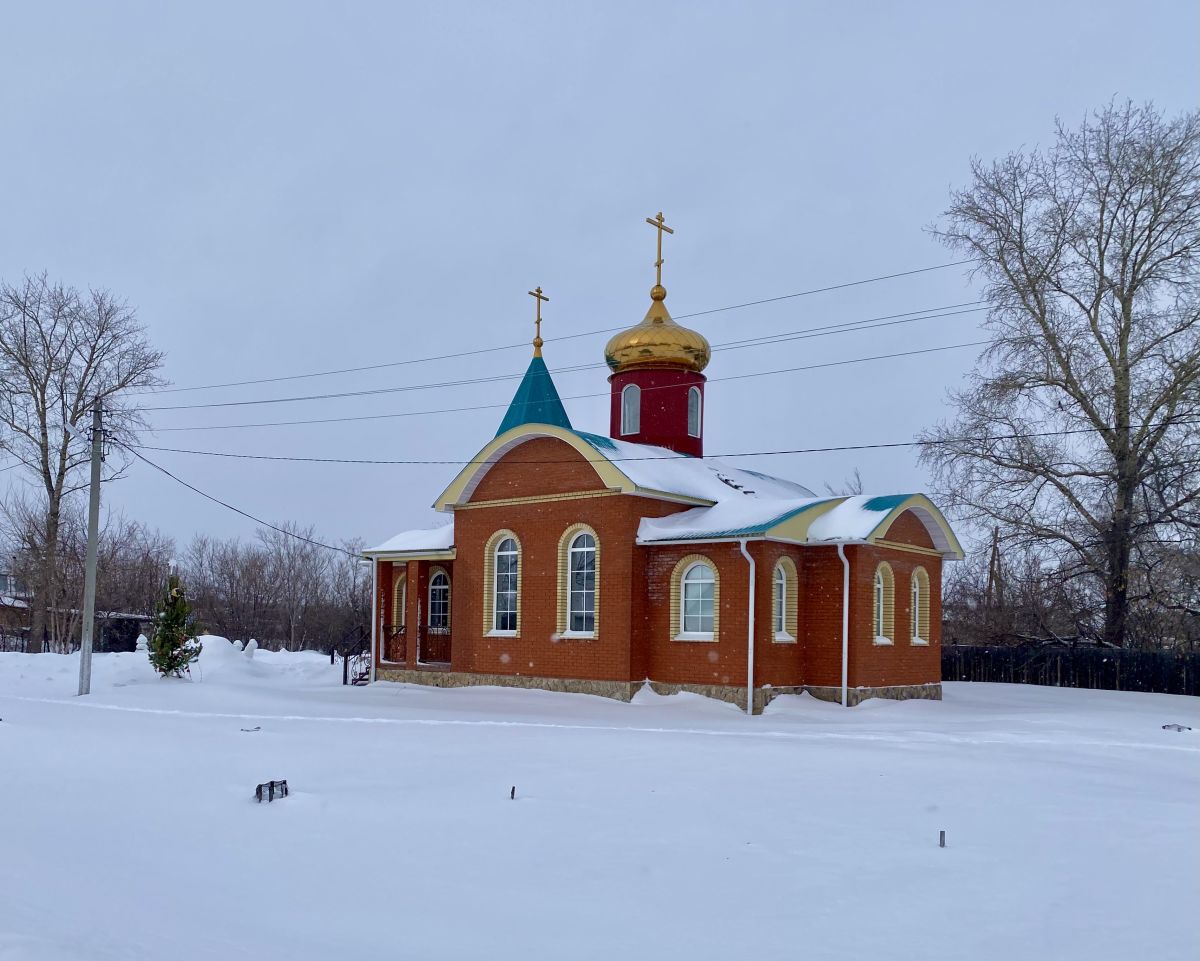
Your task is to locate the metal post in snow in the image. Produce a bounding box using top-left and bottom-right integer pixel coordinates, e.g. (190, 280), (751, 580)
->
(77, 401), (103, 697)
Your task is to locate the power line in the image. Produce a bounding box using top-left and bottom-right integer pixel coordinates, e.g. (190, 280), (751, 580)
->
(119, 444), (358, 558)
(143, 339), (989, 433)
(138, 302), (987, 413)
(133, 259), (977, 396)
(127, 421), (1200, 468)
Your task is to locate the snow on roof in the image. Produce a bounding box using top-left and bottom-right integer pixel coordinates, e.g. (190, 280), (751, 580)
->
(573, 431), (815, 503)
(805, 494), (913, 542)
(637, 496), (833, 542)
(638, 491), (961, 556)
(365, 523), (454, 556)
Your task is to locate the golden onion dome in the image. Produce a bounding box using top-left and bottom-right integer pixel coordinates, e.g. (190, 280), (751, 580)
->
(604, 284), (711, 373)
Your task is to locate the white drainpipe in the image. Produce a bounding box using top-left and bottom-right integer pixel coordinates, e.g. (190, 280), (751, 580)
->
(837, 543), (849, 707)
(738, 539), (756, 716)
(369, 559), (378, 684)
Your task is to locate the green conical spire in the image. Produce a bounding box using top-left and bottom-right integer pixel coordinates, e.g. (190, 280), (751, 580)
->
(496, 354), (572, 436)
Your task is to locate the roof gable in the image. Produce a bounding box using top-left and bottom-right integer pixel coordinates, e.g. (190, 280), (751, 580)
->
(434, 424), (818, 512)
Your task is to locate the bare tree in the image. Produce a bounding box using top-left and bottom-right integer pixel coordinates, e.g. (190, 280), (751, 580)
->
(823, 467), (865, 496)
(259, 522), (329, 650)
(920, 103), (1200, 648)
(0, 275), (165, 651)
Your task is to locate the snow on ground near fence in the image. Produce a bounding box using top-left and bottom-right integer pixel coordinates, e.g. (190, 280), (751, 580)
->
(1, 640), (1197, 961)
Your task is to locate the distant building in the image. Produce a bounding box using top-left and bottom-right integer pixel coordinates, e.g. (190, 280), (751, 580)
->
(0, 570), (31, 646)
(364, 217), (963, 710)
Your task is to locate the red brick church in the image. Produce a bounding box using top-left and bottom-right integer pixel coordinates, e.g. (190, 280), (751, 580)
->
(365, 215), (962, 711)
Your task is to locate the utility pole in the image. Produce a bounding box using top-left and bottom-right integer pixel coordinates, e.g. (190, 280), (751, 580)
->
(77, 400), (104, 697)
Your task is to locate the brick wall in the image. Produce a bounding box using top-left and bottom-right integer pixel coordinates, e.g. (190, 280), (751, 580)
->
(607, 367), (706, 457)
(374, 431), (945, 696)
(796, 539), (943, 689)
(451, 437), (686, 682)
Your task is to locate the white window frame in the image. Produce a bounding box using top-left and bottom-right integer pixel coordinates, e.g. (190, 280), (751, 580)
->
(687, 385), (702, 437)
(677, 562), (716, 640)
(874, 566), (894, 645)
(911, 570), (929, 645)
(621, 383), (641, 435)
(428, 571), (450, 630)
(874, 569), (885, 638)
(773, 562), (793, 642)
(492, 537), (519, 635)
(565, 532), (597, 637)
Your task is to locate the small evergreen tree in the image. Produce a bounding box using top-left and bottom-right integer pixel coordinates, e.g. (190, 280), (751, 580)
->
(149, 575), (202, 677)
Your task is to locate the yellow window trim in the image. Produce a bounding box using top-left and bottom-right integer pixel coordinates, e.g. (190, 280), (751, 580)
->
(482, 529), (521, 637)
(556, 523), (600, 637)
(873, 561), (895, 643)
(770, 556), (799, 643)
(391, 571), (407, 626)
(670, 554), (720, 642)
(911, 566), (931, 643)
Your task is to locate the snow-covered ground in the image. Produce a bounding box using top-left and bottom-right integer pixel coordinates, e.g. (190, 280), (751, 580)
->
(1, 640), (1197, 961)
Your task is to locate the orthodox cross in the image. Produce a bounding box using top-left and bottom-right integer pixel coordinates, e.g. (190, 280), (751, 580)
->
(645, 211), (674, 287)
(528, 286), (549, 357)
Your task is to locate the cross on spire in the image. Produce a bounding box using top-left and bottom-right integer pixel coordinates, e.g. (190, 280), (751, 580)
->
(645, 211), (675, 288)
(528, 286), (549, 357)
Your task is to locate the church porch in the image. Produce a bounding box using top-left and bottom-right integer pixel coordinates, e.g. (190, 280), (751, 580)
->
(372, 553), (456, 674)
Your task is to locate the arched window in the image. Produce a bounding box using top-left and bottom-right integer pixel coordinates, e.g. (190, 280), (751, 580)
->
(557, 524), (600, 637)
(392, 573), (407, 627)
(492, 535), (519, 633)
(773, 564), (787, 635)
(687, 386), (702, 437)
(567, 532), (596, 634)
(771, 557), (798, 642)
(873, 562), (895, 644)
(621, 383), (641, 435)
(428, 570), (450, 630)
(911, 567), (930, 644)
(681, 562), (716, 637)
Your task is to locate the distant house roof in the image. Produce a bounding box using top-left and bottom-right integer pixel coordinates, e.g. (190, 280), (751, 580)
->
(495, 356), (573, 437)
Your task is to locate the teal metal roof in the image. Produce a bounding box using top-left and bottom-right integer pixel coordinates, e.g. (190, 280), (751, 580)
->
(862, 494), (910, 513)
(574, 430), (617, 452)
(496, 356), (573, 436)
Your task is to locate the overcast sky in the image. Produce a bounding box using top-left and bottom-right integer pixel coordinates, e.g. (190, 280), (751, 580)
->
(2, 1), (1197, 552)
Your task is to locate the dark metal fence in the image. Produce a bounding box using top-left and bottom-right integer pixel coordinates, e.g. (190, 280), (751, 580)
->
(943, 643), (1200, 696)
(418, 624), (451, 665)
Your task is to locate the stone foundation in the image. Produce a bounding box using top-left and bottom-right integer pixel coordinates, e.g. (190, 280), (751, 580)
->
(373, 666), (940, 713)
(373, 666), (638, 701)
(802, 682), (943, 707)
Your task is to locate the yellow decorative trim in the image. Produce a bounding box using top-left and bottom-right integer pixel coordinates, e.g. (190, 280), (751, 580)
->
(767, 498), (843, 542)
(433, 423), (718, 511)
(392, 571), (407, 625)
(875, 539), (942, 558)
(873, 562), (895, 642)
(453, 489), (621, 511)
(669, 554), (720, 641)
(482, 530), (521, 636)
(770, 557), (799, 643)
(867, 494), (965, 559)
(556, 524), (600, 637)
(911, 566), (930, 642)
